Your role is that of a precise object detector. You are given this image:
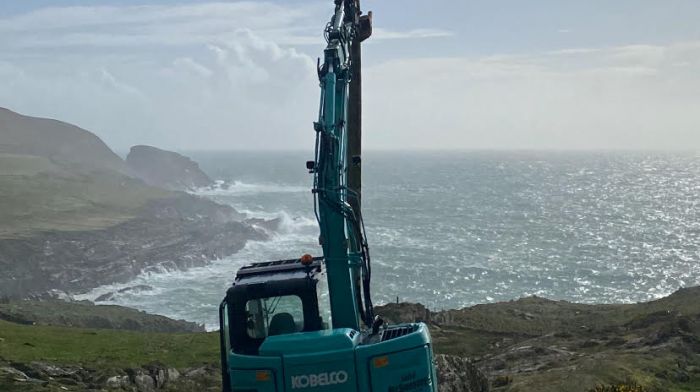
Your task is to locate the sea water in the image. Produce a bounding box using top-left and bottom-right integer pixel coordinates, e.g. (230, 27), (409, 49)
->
(78, 151), (700, 330)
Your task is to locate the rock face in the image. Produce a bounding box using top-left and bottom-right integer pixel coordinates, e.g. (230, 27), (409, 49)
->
(0, 108), (261, 298)
(0, 107), (127, 173)
(436, 354), (489, 392)
(375, 304), (490, 391)
(126, 145), (212, 190)
(373, 302), (433, 325)
(0, 194), (261, 298)
(0, 361), (219, 392)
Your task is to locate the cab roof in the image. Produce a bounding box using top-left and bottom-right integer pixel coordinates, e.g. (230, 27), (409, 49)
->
(233, 256), (323, 286)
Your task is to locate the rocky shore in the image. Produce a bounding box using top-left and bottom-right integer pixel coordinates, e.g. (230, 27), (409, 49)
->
(126, 145), (213, 191)
(0, 107), (269, 299)
(0, 194), (266, 299)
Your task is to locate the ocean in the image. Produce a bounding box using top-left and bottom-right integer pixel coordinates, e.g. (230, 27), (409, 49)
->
(77, 151), (700, 330)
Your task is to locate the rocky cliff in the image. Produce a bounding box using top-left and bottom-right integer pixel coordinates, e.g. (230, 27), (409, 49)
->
(0, 107), (260, 299)
(126, 145), (213, 191)
(435, 354), (489, 392)
(0, 194), (261, 298)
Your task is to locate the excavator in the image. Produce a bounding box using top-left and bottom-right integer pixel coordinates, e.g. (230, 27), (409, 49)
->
(219, 1), (438, 390)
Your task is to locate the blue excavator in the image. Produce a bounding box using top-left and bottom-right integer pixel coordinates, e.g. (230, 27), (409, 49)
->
(219, 1), (438, 390)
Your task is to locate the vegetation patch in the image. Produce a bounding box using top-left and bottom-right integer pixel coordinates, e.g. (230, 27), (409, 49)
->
(0, 320), (218, 369)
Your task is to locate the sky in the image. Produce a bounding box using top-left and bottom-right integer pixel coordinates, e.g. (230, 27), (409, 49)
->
(1, 0), (699, 151)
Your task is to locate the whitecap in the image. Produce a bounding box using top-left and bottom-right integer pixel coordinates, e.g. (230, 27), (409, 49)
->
(192, 180), (308, 196)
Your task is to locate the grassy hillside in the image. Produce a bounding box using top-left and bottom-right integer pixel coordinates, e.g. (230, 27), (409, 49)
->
(0, 108), (256, 299)
(0, 107), (126, 173)
(0, 319), (221, 392)
(1, 289), (699, 391)
(379, 287), (700, 392)
(0, 320), (217, 369)
(0, 107), (174, 239)
(0, 152), (170, 238)
(0, 300), (204, 333)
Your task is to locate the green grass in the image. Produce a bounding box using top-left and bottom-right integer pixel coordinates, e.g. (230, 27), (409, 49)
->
(0, 320), (218, 369)
(379, 287), (700, 392)
(0, 153), (171, 239)
(0, 300), (204, 333)
(431, 325), (512, 357)
(0, 153), (55, 176)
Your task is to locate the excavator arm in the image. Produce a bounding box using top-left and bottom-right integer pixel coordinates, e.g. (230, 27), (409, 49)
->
(310, 0), (373, 331)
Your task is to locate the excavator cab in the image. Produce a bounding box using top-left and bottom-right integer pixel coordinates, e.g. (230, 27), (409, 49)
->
(220, 257), (329, 356)
(219, 257), (437, 392)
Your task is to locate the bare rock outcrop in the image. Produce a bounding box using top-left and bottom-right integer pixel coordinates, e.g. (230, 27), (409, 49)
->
(436, 354), (490, 392)
(0, 194), (263, 298)
(0, 107), (258, 299)
(1, 361), (217, 392)
(126, 145), (212, 191)
(375, 302), (433, 324)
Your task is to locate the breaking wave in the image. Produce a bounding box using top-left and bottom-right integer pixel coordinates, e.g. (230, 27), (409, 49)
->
(193, 180), (308, 196)
(78, 180), (319, 330)
(78, 152), (700, 329)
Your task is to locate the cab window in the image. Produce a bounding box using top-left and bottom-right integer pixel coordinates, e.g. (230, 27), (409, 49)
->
(245, 295), (304, 338)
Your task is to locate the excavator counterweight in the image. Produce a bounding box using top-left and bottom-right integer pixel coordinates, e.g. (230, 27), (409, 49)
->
(219, 2), (438, 391)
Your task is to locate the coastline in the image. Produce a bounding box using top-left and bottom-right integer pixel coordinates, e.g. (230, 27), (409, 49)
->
(0, 193), (267, 299)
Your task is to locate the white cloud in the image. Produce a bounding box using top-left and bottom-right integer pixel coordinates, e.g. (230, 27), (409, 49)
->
(0, 3), (328, 150)
(364, 42), (700, 150)
(172, 57), (213, 78)
(1, 2), (697, 151)
(371, 28), (453, 41)
(0, 29), (319, 150)
(0, 2), (450, 50)
(0, 2), (324, 50)
(0, 1), (455, 151)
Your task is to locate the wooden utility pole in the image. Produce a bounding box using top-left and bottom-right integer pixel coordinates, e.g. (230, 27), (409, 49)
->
(347, 0), (372, 218)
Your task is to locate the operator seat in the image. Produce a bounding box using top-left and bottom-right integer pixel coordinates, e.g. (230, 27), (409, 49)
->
(268, 313), (297, 336)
